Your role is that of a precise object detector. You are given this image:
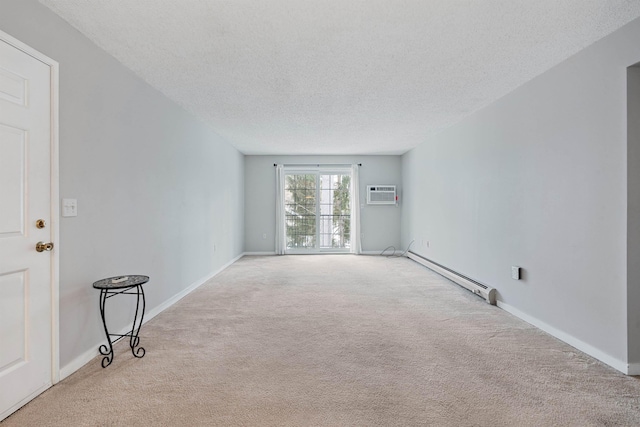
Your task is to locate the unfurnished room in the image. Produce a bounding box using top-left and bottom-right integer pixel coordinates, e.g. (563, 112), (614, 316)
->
(3, 1), (640, 426)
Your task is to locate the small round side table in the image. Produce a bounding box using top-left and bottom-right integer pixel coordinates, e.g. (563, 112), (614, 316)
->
(92, 275), (149, 368)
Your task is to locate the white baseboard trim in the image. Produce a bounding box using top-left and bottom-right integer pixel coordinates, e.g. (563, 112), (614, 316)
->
(59, 345), (101, 380)
(143, 252), (244, 322)
(497, 300), (629, 374)
(59, 253), (244, 380)
(243, 251), (394, 256)
(627, 364), (640, 376)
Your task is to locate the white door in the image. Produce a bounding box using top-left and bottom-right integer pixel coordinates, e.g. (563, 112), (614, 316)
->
(0, 37), (53, 420)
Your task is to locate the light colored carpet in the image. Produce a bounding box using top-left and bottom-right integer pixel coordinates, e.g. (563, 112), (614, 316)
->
(4, 255), (640, 426)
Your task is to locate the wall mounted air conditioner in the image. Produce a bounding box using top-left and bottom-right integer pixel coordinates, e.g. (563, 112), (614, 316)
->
(367, 185), (396, 205)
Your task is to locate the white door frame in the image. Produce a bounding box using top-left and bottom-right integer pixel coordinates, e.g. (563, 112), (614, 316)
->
(0, 29), (60, 384)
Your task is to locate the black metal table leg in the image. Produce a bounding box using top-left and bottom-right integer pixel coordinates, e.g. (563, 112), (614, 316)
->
(98, 288), (114, 368)
(129, 284), (146, 358)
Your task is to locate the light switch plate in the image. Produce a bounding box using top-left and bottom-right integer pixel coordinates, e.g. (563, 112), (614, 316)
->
(62, 198), (77, 217)
(511, 266), (520, 280)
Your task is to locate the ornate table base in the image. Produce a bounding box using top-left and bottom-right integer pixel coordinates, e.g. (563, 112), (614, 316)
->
(93, 275), (149, 367)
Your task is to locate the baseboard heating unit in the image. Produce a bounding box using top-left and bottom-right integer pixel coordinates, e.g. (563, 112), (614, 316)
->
(407, 251), (496, 305)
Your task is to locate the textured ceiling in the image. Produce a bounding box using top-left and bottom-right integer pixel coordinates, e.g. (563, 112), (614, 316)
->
(40, 1), (640, 155)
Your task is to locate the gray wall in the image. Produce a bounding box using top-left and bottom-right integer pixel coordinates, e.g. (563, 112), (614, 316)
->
(0, 0), (245, 368)
(402, 18), (640, 366)
(245, 156), (402, 253)
(628, 65), (640, 364)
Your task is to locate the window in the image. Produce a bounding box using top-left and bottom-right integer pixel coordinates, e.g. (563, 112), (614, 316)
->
(284, 170), (351, 252)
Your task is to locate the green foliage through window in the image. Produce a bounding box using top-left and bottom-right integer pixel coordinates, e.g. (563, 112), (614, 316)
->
(285, 173), (351, 250)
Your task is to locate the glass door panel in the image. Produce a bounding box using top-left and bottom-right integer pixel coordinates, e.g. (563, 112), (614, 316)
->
(319, 174), (351, 250)
(285, 174), (317, 250)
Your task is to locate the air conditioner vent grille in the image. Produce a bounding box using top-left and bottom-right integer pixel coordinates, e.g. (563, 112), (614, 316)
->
(367, 185), (396, 205)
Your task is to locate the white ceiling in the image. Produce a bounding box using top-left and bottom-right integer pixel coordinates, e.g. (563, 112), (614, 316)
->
(40, 1), (640, 155)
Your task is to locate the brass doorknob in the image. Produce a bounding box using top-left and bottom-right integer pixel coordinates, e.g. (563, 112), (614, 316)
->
(36, 241), (54, 252)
